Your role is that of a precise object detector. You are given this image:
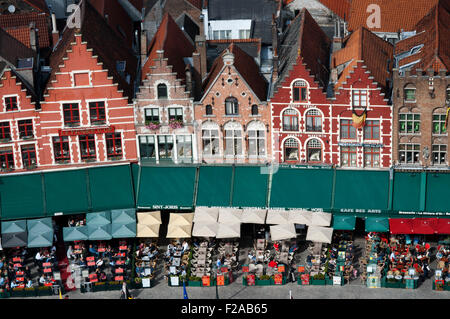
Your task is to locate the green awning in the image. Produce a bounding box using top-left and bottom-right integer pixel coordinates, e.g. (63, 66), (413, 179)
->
(88, 165), (135, 211)
(137, 166), (197, 210)
(44, 169), (89, 216)
(333, 170), (390, 212)
(2, 220), (27, 234)
(425, 173), (450, 213)
(2, 232), (27, 248)
(63, 226), (89, 242)
(86, 211), (111, 226)
(332, 215), (356, 230)
(232, 166), (268, 208)
(196, 166), (232, 207)
(111, 208), (136, 225)
(27, 218), (53, 234)
(88, 224), (112, 241)
(365, 217), (390, 232)
(393, 172), (422, 212)
(27, 230), (53, 248)
(111, 222), (136, 238)
(270, 167), (333, 209)
(0, 174), (44, 220)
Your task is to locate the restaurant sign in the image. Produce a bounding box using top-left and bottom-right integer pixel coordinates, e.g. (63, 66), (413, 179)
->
(398, 211), (450, 217)
(151, 205), (193, 210)
(338, 142), (384, 148)
(339, 208), (383, 214)
(59, 126), (115, 136)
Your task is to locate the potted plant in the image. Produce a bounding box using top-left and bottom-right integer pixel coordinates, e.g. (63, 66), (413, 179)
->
(311, 273), (326, 285)
(168, 119), (183, 129)
(146, 121), (161, 130)
(36, 285), (52, 296)
(188, 276), (202, 287)
(24, 287), (36, 297)
(108, 280), (122, 291)
(256, 275), (272, 286)
(93, 281), (108, 292)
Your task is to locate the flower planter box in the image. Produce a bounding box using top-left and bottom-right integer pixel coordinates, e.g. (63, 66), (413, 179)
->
(107, 281), (123, 291)
(188, 281), (202, 287)
(255, 279), (272, 286)
(92, 282), (108, 292)
(0, 289), (9, 299)
(384, 280), (405, 289)
(310, 279), (326, 286)
(24, 288), (37, 297)
(36, 286), (53, 296)
(10, 288), (26, 298)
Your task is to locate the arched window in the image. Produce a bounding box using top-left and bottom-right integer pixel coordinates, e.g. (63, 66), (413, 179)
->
(157, 83), (168, 99)
(282, 109), (299, 131)
(202, 122), (220, 156)
(247, 121), (265, 156)
(251, 104), (258, 116)
(305, 109), (322, 132)
(284, 138), (299, 162)
(224, 121), (242, 156)
(292, 80), (307, 102)
(404, 84), (416, 101)
(225, 97), (239, 115)
(307, 139), (322, 163)
(205, 105), (213, 115)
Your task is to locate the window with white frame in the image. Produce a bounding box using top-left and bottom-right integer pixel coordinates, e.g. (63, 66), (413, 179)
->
(282, 109), (299, 131)
(398, 143), (420, 164)
(307, 139), (322, 163)
(404, 84), (416, 101)
(432, 113), (447, 135)
(399, 113), (420, 134)
(168, 107), (183, 122)
(364, 147), (380, 167)
(247, 122), (265, 157)
(225, 97), (239, 116)
(4, 96), (18, 111)
(292, 80), (307, 102)
(239, 29), (250, 39)
(139, 135), (156, 161)
(305, 109), (322, 132)
(284, 138), (299, 162)
(224, 122), (242, 156)
(176, 135), (192, 161)
(432, 144), (447, 165)
(352, 89), (368, 108)
(341, 146), (357, 167)
(202, 126), (220, 156)
(145, 108), (160, 124)
(157, 135), (174, 160)
(213, 30), (232, 40)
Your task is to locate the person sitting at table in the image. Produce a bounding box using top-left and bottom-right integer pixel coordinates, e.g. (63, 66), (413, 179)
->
(0, 276), (5, 287)
(247, 252), (256, 263)
(96, 258), (104, 269)
(39, 274), (46, 286)
(35, 250), (44, 267)
(88, 244), (99, 257)
(67, 246), (76, 261)
(78, 256), (86, 268)
(26, 277), (33, 288)
(68, 218), (75, 227)
(181, 241), (190, 254)
(273, 242), (280, 252)
(289, 243), (299, 254)
(99, 271), (107, 282)
(10, 279), (19, 289)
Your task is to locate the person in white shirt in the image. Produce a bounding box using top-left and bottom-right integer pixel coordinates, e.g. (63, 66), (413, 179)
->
(10, 280), (18, 289)
(182, 241), (189, 253)
(39, 275), (46, 286)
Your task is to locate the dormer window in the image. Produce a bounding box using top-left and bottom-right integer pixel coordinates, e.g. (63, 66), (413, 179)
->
(292, 80), (307, 102)
(157, 83), (168, 99)
(352, 89), (367, 108)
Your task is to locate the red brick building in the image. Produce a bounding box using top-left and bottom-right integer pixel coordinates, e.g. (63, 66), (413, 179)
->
(195, 43), (270, 164)
(37, 3), (138, 169)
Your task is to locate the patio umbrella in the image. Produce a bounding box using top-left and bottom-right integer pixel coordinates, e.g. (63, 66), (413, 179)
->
(288, 209), (312, 225)
(112, 222), (136, 239)
(111, 208), (136, 225)
(88, 224), (112, 241)
(218, 208), (242, 224)
(310, 212), (332, 227)
(266, 209), (290, 225)
(166, 224), (192, 238)
(241, 209), (267, 224)
(27, 218), (53, 234)
(269, 224), (297, 241)
(27, 231), (53, 248)
(216, 223), (241, 239)
(137, 211), (162, 225)
(63, 226), (89, 242)
(168, 213), (194, 227)
(2, 220), (27, 234)
(137, 224), (160, 238)
(192, 222), (218, 237)
(193, 207), (219, 223)
(1, 232), (28, 248)
(86, 211), (111, 227)
(365, 217), (389, 233)
(306, 226), (334, 244)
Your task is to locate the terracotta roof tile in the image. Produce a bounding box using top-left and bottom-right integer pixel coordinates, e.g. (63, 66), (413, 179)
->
(0, 26), (36, 66)
(142, 13), (195, 82)
(332, 27), (393, 93)
(0, 12), (50, 48)
(348, 0), (438, 33)
(185, 0), (202, 10)
(318, 0), (351, 21)
(4, 25), (31, 48)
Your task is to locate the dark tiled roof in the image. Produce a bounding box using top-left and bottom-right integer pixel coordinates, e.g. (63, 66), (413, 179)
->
(23, 0), (49, 13)
(0, 26), (36, 66)
(47, 2), (138, 101)
(3, 25), (31, 48)
(203, 43), (268, 101)
(0, 12), (50, 48)
(206, 39), (261, 70)
(175, 12), (199, 43)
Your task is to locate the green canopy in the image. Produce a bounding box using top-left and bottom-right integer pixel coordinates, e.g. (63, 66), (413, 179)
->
(196, 166), (232, 207)
(88, 224), (112, 241)
(332, 215), (356, 230)
(232, 166), (268, 208)
(63, 226), (89, 242)
(86, 211), (111, 227)
(111, 208), (136, 225)
(392, 172), (422, 212)
(27, 230), (53, 248)
(111, 222), (136, 238)
(2, 232), (27, 248)
(2, 220), (27, 234)
(425, 173), (450, 213)
(27, 218), (53, 234)
(365, 217), (390, 232)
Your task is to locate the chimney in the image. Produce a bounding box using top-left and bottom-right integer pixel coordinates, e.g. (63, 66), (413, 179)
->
(51, 13), (59, 48)
(195, 35), (207, 80)
(140, 30), (147, 66)
(222, 49), (234, 66)
(192, 52), (202, 100)
(271, 14), (278, 56)
(272, 49), (278, 83)
(29, 22), (37, 51)
(185, 64), (193, 96)
(332, 18), (343, 52)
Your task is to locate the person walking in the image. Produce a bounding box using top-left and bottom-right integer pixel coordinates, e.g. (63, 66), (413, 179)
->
(120, 282), (131, 299)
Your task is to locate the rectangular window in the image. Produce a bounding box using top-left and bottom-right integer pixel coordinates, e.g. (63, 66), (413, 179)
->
(224, 129), (242, 156)
(225, 99), (238, 115)
(139, 135), (156, 161)
(220, 30), (231, 39)
(202, 129), (219, 156)
(340, 119), (356, 139)
(0, 122), (11, 140)
(5, 96), (18, 111)
(364, 120), (380, 140)
(352, 90), (367, 107)
(145, 108), (159, 123)
(293, 87), (307, 102)
(0, 147), (14, 170)
(21, 145), (36, 169)
(432, 145), (447, 165)
(18, 119), (34, 139)
(364, 147), (380, 167)
(432, 114), (447, 135)
(404, 88), (415, 101)
(89, 101), (106, 125)
(63, 103), (80, 126)
(248, 130), (265, 156)
(168, 108), (183, 121)
(52, 136), (70, 163)
(341, 147), (357, 167)
(239, 29), (250, 39)
(79, 135), (96, 160)
(398, 143), (420, 164)
(399, 113), (420, 134)
(176, 135), (192, 161)
(105, 133), (123, 159)
(157, 135), (174, 160)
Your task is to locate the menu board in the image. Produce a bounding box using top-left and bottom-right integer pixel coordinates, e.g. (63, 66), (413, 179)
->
(274, 274), (283, 285)
(246, 274), (256, 286)
(297, 265), (305, 273)
(202, 276), (211, 287)
(301, 274), (310, 285)
(216, 275), (225, 286)
(277, 265), (285, 273)
(242, 265), (249, 273)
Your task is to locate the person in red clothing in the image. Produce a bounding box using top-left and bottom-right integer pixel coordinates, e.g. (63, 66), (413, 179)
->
(268, 259), (277, 268)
